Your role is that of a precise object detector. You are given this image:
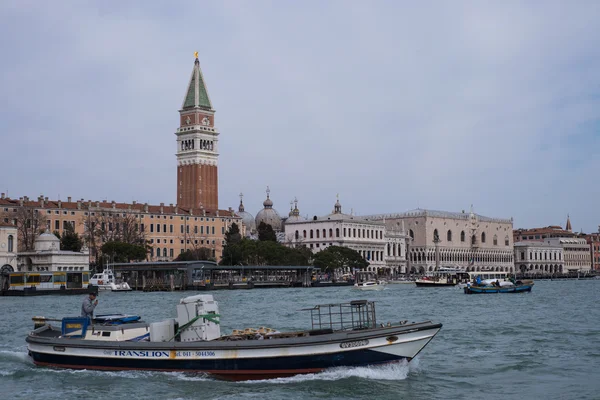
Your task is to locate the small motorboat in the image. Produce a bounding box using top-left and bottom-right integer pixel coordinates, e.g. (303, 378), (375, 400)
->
(354, 280), (387, 291)
(464, 279), (534, 294)
(26, 295), (441, 381)
(90, 268), (132, 292)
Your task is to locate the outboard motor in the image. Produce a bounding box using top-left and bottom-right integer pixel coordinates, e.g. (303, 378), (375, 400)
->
(176, 294), (220, 342)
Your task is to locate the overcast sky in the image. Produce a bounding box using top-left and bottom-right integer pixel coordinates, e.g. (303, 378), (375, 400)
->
(1, 1), (599, 232)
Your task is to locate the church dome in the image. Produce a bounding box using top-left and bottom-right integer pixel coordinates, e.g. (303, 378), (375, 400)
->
(34, 230), (60, 252)
(236, 193), (256, 234)
(285, 197), (306, 224)
(255, 187), (282, 231)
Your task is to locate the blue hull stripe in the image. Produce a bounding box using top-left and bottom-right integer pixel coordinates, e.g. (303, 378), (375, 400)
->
(30, 347), (407, 376)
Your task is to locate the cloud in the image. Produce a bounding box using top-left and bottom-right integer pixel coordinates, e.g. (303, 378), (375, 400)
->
(0, 1), (599, 231)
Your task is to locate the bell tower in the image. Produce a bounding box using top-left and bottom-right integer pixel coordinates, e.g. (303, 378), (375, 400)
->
(175, 53), (219, 211)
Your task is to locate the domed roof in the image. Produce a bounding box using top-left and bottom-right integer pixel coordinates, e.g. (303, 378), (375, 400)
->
(34, 230), (60, 252)
(237, 193), (256, 234)
(255, 187), (282, 231)
(285, 197), (306, 224)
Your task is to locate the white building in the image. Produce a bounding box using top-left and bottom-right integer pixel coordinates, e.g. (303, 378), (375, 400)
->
(0, 223), (17, 274)
(514, 241), (564, 275)
(284, 199), (407, 274)
(362, 208), (514, 274)
(18, 231), (90, 272)
(546, 237), (591, 273)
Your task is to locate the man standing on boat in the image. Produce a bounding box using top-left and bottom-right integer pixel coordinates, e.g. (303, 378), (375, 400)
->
(81, 291), (98, 321)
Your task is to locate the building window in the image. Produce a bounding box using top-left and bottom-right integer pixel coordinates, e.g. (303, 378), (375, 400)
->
(303, 230), (306, 238)
(310, 230), (314, 239)
(170, 249), (174, 257)
(163, 224), (167, 232)
(157, 224), (161, 233)
(323, 229), (326, 238)
(295, 230), (299, 240)
(316, 230), (320, 239)
(461, 231), (465, 242)
(493, 235), (498, 246)
(343, 228), (346, 237)
(194, 226), (198, 234)
(329, 228), (333, 238)
(180, 225), (184, 234)
(141, 223), (145, 232)
(150, 224), (154, 233)
(409, 229), (414, 240)
(212, 227), (215, 234)
(55, 220), (60, 230)
(481, 232), (486, 243)
(505, 236), (509, 246)
(336, 228), (340, 238)
(170, 225), (173, 233)
(163, 248), (167, 257)
(521, 251), (525, 260)
(447, 230), (452, 242)
(8, 235), (13, 252)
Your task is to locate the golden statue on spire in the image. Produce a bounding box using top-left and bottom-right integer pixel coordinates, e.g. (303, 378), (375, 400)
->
(194, 51), (199, 59)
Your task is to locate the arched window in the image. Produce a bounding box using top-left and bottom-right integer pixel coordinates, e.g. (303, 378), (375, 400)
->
(505, 236), (509, 246)
(335, 228), (340, 238)
(433, 229), (439, 241)
(163, 248), (167, 257)
(295, 230), (299, 240)
(481, 232), (486, 243)
(8, 235), (13, 252)
(155, 248), (159, 257)
(471, 235), (476, 245)
(303, 230), (307, 238)
(409, 229), (414, 240)
(329, 228), (333, 238)
(310, 230), (314, 239)
(316, 230), (320, 239)
(447, 230), (452, 242)
(493, 235), (498, 246)
(461, 231), (465, 242)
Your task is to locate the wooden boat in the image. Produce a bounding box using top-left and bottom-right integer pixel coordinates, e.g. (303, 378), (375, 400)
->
(463, 280), (534, 294)
(26, 295), (441, 381)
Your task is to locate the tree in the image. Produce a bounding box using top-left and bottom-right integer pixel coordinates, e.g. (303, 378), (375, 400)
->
(59, 225), (83, 252)
(224, 222), (242, 246)
(219, 237), (312, 266)
(175, 248), (215, 262)
(312, 246), (369, 273)
(101, 241), (147, 264)
(257, 221), (277, 242)
(0, 206), (46, 251)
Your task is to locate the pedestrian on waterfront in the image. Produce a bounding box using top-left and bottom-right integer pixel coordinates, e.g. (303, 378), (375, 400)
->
(81, 291), (98, 321)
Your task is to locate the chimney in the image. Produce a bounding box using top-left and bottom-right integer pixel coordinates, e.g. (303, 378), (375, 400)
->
(77, 200), (82, 210)
(19, 197), (24, 206)
(128, 204), (132, 210)
(1, 193), (4, 199)
(144, 203), (148, 213)
(67, 196), (72, 203)
(216, 210), (219, 217)
(39, 196), (45, 208)
(58, 200), (62, 208)
(45, 197), (48, 202)
(174, 206), (178, 214)
(132, 200), (137, 205)
(169, 203), (173, 208)
(95, 201), (100, 208)
(160, 202), (164, 214)
(189, 208), (194, 216)
(202, 209), (206, 216)
(111, 200), (116, 209)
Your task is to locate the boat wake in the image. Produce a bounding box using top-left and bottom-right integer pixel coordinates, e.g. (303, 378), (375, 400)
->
(245, 358), (420, 384)
(0, 350), (32, 365)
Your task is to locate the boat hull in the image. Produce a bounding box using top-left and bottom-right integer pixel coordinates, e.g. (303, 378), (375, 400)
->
(27, 323), (441, 380)
(463, 283), (533, 294)
(415, 281), (456, 287)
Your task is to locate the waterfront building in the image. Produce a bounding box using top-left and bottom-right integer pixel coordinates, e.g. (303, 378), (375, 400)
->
(545, 238), (591, 273)
(362, 208), (514, 274)
(0, 223), (17, 274)
(514, 241), (564, 275)
(581, 231), (600, 271)
(17, 231), (89, 273)
(0, 195), (241, 263)
(513, 217), (576, 243)
(284, 198), (398, 274)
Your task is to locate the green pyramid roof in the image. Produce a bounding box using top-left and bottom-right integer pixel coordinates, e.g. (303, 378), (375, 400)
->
(182, 59), (212, 110)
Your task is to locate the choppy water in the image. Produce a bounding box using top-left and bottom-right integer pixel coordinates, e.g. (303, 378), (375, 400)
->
(1, 280), (599, 399)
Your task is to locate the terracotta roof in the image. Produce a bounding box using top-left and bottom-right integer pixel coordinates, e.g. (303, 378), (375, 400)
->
(0, 196), (240, 219)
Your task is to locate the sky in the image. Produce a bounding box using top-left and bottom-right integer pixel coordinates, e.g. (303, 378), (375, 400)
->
(1, 1), (599, 233)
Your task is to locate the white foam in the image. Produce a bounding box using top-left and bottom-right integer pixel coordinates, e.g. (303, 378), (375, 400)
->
(244, 360), (415, 384)
(0, 350), (32, 364)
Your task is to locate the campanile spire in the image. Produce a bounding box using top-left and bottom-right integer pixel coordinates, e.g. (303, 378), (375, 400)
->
(175, 54), (219, 211)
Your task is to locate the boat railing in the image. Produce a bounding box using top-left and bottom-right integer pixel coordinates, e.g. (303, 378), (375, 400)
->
(303, 300), (376, 331)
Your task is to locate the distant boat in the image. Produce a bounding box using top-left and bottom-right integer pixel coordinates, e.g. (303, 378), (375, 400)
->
(90, 267), (132, 292)
(354, 280), (387, 291)
(464, 279), (534, 294)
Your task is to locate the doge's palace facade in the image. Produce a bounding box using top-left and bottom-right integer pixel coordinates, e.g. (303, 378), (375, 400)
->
(362, 208), (514, 274)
